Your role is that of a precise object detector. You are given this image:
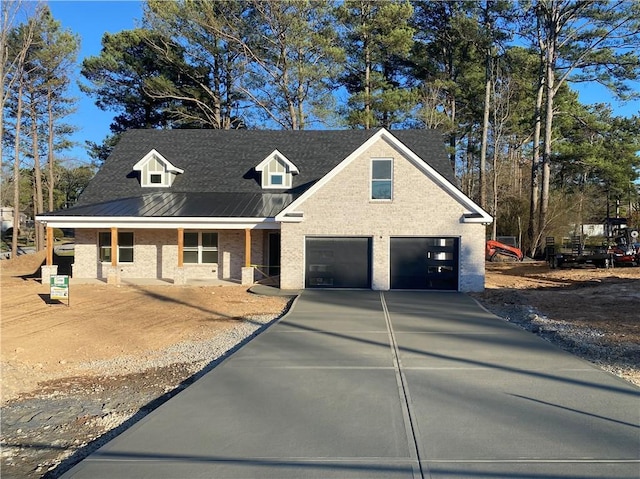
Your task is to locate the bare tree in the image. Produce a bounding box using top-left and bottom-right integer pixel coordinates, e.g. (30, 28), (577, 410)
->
(1, 1), (36, 178)
(2, 2), (37, 258)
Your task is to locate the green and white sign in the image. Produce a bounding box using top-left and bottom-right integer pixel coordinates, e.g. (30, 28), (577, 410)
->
(50, 275), (69, 303)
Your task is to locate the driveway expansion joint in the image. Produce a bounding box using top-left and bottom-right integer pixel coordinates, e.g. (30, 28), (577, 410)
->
(380, 292), (426, 479)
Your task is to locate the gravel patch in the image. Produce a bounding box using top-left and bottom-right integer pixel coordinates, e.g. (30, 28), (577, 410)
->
(78, 313), (278, 376)
(474, 296), (640, 387)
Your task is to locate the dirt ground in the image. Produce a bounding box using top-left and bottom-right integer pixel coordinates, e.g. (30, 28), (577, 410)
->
(481, 260), (640, 347)
(1, 252), (290, 403)
(1, 252), (639, 478)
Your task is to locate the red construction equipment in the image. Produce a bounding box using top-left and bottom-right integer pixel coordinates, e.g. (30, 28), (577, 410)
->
(486, 240), (524, 262)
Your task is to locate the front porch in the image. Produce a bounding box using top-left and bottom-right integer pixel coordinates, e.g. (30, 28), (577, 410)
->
(40, 226), (281, 287)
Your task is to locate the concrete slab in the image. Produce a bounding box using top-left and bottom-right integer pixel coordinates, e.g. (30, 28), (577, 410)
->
(395, 331), (593, 370)
(278, 311), (388, 332)
(406, 369), (639, 461)
(65, 366), (416, 478)
(138, 367), (406, 457)
(425, 462), (640, 479)
(69, 459), (418, 479)
(60, 290), (640, 479)
(290, 290), (384, 315)
(227, 329), (394, 368)
(383, 291), (518, 334)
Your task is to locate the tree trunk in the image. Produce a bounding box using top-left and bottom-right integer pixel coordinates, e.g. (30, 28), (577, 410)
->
(527, 71), (544, 256)
(465, 137), (474, 197)
(30, 96), (45, 251)
(364, 31), (371, 130)
(11, 82), (23, 259)
(47, 87), (55, 212)
(492, 166), (498, 240)
(0, 42), (4, 176)
(297, 75), (305, 130)
(538, 42), (555, 246)
(479, 1), (493, 211)
(479, 60), (491, 210)
(212, 48), (222, 129)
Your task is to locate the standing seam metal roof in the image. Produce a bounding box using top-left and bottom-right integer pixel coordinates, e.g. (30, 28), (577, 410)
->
(49, 192), (296, 218)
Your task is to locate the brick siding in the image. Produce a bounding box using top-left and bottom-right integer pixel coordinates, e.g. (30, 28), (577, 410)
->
(280, 137), (486, 292)
(72, 228), (270, 283)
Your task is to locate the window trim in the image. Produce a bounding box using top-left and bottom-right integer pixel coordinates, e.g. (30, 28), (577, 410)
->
(148, 171), (165, 185)
(269, 172), (285, 187)
(183, 231), (219, 264)
(371, 158), (393, 201)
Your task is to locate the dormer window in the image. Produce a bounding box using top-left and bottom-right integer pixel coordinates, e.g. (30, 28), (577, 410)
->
(149, 173), (163, 185)
(255, 150), (299, 189)
(270, 173), (284, 186)
(133, 149), (184, 188)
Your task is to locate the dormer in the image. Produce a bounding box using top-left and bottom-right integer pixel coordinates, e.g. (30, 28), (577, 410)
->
(133, 149), (184, 188)
(255, 150), (299, 189)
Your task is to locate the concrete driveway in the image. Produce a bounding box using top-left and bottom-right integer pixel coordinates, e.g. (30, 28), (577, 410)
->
(62, 291), (639, 479)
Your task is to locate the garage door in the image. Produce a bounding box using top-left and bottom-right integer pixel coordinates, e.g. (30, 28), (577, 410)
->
(305, 237), (372, 288)
(390, 237), (459, 290)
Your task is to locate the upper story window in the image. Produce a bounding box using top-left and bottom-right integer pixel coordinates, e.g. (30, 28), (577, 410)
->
(371, 158), (393, 200)
(255, 150), (299, 189)
(270, 173), (284, 186)
(149, 173), (163, 184)
(133, 149), (184, 188)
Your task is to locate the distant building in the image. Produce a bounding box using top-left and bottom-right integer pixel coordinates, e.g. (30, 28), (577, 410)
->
(0, 207), (27, 236)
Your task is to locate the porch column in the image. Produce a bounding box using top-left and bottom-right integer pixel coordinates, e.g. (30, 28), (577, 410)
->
(46, 226), (54, 266)
(177, 228), (184, 267)
(175, 228), (186, 285)
(110, 227), (118, 267)
(107, 226), (120, 284)
(41, 226), (58, 284)
(241, 228), (254, 285)
(244, 228), (251, 267)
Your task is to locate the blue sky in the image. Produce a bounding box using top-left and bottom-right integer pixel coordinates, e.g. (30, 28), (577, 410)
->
(48, 0), (145, 165)
(48, 0), (639, 166)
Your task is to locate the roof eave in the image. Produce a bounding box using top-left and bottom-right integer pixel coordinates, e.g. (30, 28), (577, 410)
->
(35, 215), (280, 230)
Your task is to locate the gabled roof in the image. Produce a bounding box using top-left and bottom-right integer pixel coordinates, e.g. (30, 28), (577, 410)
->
(255, 149), (299, 174)
(276, 129), (492, 224)
(132, 149), (184, 174)
(75, 129), (456, 207)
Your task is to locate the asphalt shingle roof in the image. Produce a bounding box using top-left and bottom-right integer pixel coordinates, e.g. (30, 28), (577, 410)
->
(62, 129), (453, 217)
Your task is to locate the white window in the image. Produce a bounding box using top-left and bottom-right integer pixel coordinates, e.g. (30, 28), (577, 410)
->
(98, 231), (134, 263)
(184, 232), (218, 264)
(371, 158), (393, 200)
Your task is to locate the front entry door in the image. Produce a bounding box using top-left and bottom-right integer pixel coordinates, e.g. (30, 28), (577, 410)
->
(267, 233), (281, 277)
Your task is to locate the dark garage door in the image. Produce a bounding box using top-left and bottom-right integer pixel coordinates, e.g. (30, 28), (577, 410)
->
(305, 237), (372, 288)
(390, 237), (459, 290)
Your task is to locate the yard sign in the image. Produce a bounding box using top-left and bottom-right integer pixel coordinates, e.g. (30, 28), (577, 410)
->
(50, 275), (69, 306)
